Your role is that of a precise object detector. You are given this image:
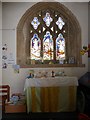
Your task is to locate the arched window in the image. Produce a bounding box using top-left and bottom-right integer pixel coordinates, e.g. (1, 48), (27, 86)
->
(17, 2), (83, 67)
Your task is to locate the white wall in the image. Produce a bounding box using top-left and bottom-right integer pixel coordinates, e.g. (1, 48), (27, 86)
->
(2, 2), (88, 95)
(0, 2), (2, 85)
(0, 1), (2, 119)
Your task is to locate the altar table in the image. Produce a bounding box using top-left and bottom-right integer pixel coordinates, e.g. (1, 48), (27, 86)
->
(24, 76), (78, 113)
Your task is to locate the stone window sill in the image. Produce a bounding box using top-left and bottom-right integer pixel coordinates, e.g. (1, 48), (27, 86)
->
(20, 64), (85, 68)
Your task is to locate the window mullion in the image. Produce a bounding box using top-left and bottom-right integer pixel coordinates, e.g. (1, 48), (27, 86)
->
(54, 37), (56, 61)
(41, 38), (43, 58)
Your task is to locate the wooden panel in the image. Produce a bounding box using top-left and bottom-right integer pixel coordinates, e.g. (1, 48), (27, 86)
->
(5, 104), (26, 113)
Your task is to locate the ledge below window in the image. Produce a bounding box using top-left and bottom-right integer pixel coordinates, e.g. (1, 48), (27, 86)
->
(20, 64), (85, 68)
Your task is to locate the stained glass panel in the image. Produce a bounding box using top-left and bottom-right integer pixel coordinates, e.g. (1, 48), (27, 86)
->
(56, 17), (65, 30)
(51, 27), (54, 31)
(31, 34), (41, 60)
(56, 33), (65, 60)
(43, 27), (46, 32)
(31, 17), (40, 30)
(43, 12), (53, 27)
(43, 31), (53, 60)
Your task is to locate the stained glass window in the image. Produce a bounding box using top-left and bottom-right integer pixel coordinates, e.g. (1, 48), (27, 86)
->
(31, 34), (41, 60)
(43, 12), (53, 27)
(43, 31), (53, 60)
(30, 11), (66, 62)
(56, 33), (65, 60)
(31, 17), (40, 30)
(56, 17), (65, 30)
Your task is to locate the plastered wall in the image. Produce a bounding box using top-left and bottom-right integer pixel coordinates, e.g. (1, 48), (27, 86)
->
(0, 1), (2, 118)
(0, 2), (2, 85)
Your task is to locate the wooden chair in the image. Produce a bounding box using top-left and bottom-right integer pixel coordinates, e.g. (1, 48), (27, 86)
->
(0, 85), (10, 112)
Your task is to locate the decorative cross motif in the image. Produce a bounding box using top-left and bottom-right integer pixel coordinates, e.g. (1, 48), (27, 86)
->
(31, 17), (40, 30)
(56, 17), (65, 30)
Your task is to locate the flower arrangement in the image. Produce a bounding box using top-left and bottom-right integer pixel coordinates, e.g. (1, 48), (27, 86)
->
(80, 45), (90, 57)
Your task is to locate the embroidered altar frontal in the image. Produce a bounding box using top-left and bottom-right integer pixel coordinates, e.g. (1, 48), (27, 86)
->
(25, 86), (77, 113)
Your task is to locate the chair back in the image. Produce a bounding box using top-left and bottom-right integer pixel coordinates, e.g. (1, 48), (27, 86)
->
(0, 85), (10, 112)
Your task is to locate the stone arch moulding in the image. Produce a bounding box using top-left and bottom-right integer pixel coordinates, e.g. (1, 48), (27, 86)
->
(17, 2), (82, 67)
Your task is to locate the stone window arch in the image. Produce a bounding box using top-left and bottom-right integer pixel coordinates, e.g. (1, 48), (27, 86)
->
(17, 2), (82, 67)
